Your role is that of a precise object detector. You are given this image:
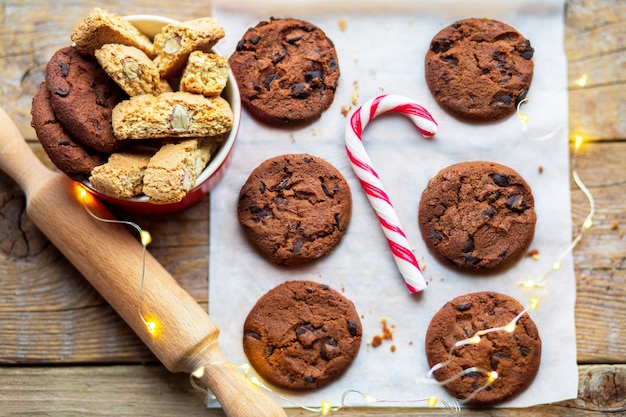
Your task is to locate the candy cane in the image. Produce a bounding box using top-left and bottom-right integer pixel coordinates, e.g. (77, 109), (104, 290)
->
(345, 94), (438, 293)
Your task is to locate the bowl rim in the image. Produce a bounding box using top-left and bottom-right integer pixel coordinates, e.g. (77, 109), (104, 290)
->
(81, 15), (241, 206)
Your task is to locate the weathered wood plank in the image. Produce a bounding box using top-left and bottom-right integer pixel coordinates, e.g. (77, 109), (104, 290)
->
(0, 364), (624, 416)
(568, 86), (625, 140)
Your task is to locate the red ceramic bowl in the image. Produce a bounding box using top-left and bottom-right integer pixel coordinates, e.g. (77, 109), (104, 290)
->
(81, 15), (241, 216)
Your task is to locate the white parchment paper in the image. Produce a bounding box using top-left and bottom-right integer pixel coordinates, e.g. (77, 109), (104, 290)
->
(208, 0), (578, 408)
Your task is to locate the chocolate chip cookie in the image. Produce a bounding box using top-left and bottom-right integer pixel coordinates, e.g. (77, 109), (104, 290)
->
(229, 18), (340, 126)
(418, 161), (536, 272)
(46, 46), (126, 153)
(237, 154), (351, 266)
(243, 280), (362, 390)
(425, 18), (534, 122)
(31, 82), (106, 179)
(425, 292), (541, 405)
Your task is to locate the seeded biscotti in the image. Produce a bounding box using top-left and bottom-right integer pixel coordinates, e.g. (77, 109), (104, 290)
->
(180, 51), (229, 97)
(95, 44), (164, 96)
(112, 91), (233, 139)
(89, 148), (155, 198)
(142, 138), (218, 204)
(153, 17), (225, 78)
(71, 8), (155, 58)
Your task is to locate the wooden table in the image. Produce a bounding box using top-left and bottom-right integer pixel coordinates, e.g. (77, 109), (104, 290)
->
(1, 0), (624, 415)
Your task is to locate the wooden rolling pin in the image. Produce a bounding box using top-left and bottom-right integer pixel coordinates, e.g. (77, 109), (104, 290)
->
(0, 108), (286, 417)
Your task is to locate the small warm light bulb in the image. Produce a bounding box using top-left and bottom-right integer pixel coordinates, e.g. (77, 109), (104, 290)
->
(192, 366), (205, 379)
(145, 320), (157, 335)
(140, 230), (152, 246)
(364, 394), (377, 403)
(574, 135), (584, 149)
(488, 371), (499, 383)
(468, 335), (481, 345)
(426, 396), (439, 408)
(518, 111), (529, 125)
(520, 279), (537, 288)
(583, 217), (593, 229)
(250, 376), (263, 387)
(320, 401), (333, 415)
(575, 73), (588, 87)
(240, 363), (251, 378)
(503, 320), (517, 333)
(552, 260), (562, 270)
(530, 297), (540, 311)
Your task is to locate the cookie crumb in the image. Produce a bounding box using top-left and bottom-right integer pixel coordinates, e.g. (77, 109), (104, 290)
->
(370, 317), (394, 348)
(526, 248), (540, 260)
(538, 165), (544, 174)
(351, 80), (359, 105)
(611, 221), (619, 230)
(390, 344), (396, 353)
(341, 105), (352, 117)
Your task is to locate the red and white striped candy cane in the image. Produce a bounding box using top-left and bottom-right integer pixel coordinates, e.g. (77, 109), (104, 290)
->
(345, 94), (438, 293)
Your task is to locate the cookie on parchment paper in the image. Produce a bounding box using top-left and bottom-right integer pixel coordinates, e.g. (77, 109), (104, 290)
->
(418, 161), (536, 273)
(229, 17), (340, 127)
(237, 153), (352, 266)
(425, 18), (534, 122)
(425, 291), (541, 406)
(243, 280), (362, 390)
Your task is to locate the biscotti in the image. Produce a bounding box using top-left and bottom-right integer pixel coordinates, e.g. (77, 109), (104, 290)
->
(142, 138), (219, 204)
(179, 51), (229, 97)
(71, 8), (155, 58)
(112, 92), (233, 140)
(89, 148), (154, 198)
(95, 44), (165, 96)
(153, 17), (225, 78)
(32, 8), (234, 205)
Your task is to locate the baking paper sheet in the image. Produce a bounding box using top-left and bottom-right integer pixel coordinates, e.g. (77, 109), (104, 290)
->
(209, 0), (578, 408)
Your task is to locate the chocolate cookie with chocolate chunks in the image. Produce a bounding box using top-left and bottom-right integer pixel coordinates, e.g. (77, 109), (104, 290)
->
(31, 82), (107, 179)
(243, 280), (362, 390)
(229, 18), (340, 126)
(425, 18), (534, 122)
(425, 292), (541, 405)
(46, 46), (127, 153)
(238, 153), (352, 266)
(418, 161), (536, 272)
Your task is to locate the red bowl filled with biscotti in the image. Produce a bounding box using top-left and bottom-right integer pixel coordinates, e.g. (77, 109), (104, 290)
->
(72, 12), (241, 215)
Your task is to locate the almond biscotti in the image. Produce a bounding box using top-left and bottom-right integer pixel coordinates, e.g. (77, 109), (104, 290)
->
(71, 8), (155, 58)
(95, 44), (165, 96)
(153, 17), (225, 78)
(89, 148), (155, 198)
(112, 91), (233, 139)
(142, 138), (219, 204)
(180, 51), (229, 97)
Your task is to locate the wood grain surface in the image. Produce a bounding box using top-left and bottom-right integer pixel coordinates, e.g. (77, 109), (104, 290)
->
(1, 0), (625, 415)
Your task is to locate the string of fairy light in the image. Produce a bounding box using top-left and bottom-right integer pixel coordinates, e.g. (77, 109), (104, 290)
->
(76, 72), (594, 414)
(77, 186), (157, 336)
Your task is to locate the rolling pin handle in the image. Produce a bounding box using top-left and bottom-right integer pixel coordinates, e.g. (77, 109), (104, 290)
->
(0, 108), (52, 197)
